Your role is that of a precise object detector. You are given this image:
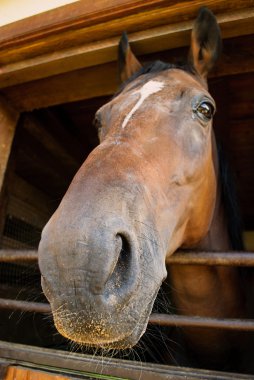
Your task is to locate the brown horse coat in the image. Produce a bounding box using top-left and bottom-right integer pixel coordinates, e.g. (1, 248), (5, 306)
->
(39, 8), (247, 370)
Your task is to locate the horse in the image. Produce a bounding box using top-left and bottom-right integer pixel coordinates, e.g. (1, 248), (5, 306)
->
(38, 8), (248, 371)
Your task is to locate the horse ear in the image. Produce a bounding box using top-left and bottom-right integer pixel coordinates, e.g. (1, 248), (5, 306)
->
(189, 7), (222, 79)
(118, 32), (142, 82)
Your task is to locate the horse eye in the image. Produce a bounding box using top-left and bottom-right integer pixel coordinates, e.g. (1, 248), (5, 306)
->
(195, 101), (215, 122)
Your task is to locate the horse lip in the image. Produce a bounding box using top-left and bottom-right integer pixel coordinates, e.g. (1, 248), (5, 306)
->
(56, 306), (151, 349)
(89, 292), (157, 349)
(51, 286), (158, 349)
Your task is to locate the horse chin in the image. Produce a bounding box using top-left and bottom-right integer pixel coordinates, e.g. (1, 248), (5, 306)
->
(63, 319), (149, 350)
(51, 295), (155, 350)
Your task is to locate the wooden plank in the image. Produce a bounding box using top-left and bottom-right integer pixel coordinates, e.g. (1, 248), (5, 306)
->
(3, 43), (254, 111)
(22, 114), (80, 170)
(1, 177), (52, 247)
(0, 7), (254, 89)
(2, 63), (117, 111)
(0, 364), (8, 380)
(11, 175), (56, 219)
(1, 236), (37, 250)
(7, 195), (50, 229)
(0, 96), (19, 191)
(2, 15), (254, 110)
(4, 366), (71, 380)
(157, 34), (254, 79)
(0, 0), (175, 48)
(1, 0), (252, 63)
(14, 120), (78, 198)
(15, 145), (73, 199)
(0, 341), (253, 380)
(0, 96), (19, 246)
(33, 109), (86, 163)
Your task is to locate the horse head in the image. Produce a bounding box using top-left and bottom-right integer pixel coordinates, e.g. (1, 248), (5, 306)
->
(39, 8), (222, 349)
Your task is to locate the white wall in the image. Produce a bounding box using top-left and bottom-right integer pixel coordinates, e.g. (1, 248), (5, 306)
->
(0, 0), (79, 27)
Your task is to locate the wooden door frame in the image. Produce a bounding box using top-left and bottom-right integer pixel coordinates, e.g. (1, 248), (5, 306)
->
(0, 97), (19, 244)
(0, 0), (253, 108)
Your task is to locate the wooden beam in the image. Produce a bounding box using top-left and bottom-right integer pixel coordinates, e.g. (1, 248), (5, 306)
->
(0, 96), (19, 191)
(33, 109), (86, 163)
(212, 35), (254, 78)
(15, 138), (74, 199)
(0, 96), (19, 246)
(0, 0), (174, 48)
(0, 7), (254, 89)
(2, 62), (117, 111)
(0, 341), (253, 380)
(22, 114), (80, 170)
(11, 175), (56, 218)
(2, 39), (254, 112)
(1, 0), (253, 62)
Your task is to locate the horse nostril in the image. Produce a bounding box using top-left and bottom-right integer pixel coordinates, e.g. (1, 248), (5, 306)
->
(104, 233), (133, 299)
(115, 233), (130, 273)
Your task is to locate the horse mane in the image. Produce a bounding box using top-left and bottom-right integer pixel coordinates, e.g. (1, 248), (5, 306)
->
(116, 60), (244, 251)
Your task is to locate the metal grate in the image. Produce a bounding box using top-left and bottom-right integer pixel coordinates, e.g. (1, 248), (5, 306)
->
(1, 249), (254, 330)
(0, 215), (42, 291)
(0, 262), (40, 288)
(3, 214), (41, 249)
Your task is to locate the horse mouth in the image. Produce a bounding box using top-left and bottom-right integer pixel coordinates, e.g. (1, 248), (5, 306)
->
(51, 294), (156, 349)
(55, 316), (149, 349)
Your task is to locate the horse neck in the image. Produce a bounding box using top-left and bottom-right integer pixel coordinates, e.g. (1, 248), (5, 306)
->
(168, 135), (244, 320)
(196, 132), (232, 252)
(196, 169), (231, 251)
(167, 147), (246, 364)
(197, 206), (230, 251)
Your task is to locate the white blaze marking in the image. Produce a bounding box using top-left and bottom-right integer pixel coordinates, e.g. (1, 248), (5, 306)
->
(122, 80), (164, 129)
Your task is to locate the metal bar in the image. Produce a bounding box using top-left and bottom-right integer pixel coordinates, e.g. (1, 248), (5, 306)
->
(1, 250), (254, 266)
(167, 251), (254, 266)
(1, 250), (254, 331)
(1, 297), (254, 331)
(0, 298), (50, 313)
(149, 313), (254, 331)
(0, 249), (37, 262)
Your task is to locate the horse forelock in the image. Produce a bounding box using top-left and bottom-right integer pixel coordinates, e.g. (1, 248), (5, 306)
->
(115, 60), (195, 97)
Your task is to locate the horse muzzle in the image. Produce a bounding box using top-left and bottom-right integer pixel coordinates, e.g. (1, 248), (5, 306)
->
(39, 211), (165, 348)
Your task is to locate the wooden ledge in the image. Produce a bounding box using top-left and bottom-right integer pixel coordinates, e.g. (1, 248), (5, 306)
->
(0, 3), (254, 91)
